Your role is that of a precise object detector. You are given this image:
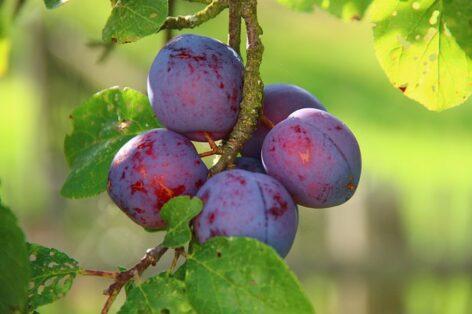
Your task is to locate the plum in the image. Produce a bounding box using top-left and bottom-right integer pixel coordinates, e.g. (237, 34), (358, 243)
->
(242, 84), (326, 158)
(193, 169), (298, 257)
(234, 157), (265, 173)
(107, 129), (208, 230)
(261, 108), (361, 208)
(148, 34), (244, 141)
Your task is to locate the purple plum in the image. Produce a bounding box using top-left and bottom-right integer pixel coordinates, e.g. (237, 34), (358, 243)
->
(107, 129), (208, 230)
(147, 34), (244, 141)
(193, 169), (298, 257)
(261, 108), (361, 208)
(242, 84), (326, 158)
(234, 157), (266, 173)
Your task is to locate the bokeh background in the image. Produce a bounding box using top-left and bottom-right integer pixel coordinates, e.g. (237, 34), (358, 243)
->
(1, 0), (472, 313)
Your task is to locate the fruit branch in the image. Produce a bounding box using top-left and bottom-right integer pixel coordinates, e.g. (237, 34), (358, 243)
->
(210, 0), (264, 175)
(228, 0), (242, 55)
(160, 0), (228, 32)
(80, 269), (117, 279)
(184, 0), (213, 4)
(100, 244), (168, 314)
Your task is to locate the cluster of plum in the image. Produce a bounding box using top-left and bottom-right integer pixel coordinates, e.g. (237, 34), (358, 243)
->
(107, 34), (361, 257)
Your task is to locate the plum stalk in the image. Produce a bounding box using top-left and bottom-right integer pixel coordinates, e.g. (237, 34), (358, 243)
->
(210, 0), (264, 175)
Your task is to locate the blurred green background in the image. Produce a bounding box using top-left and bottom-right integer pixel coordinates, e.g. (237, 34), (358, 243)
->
(1, 0), (472, 313)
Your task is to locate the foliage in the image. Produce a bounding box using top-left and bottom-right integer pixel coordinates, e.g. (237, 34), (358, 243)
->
(118, 274), (195, 314)
(103, 0), (168, 44)
(161, 196), (203, 249)
(185, 237), (314, 314)
(0, 196), (29, 313)
(274, 0), (472, 110)
(277, 0), (371, 21)
(370, 0), (472, 111)
(27, 244), (80, 311)
(44, 0), (70, 9)
(62, 87), (160, 198)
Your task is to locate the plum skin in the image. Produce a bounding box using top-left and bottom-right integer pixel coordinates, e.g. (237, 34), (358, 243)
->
(148, 34), (244, 142)
(234, 157), (266, 173)
(107, 129), (208, 230)
(193, 169), (298, 257)
(242, 84), (326, 158)
(261, 108), (361, 208)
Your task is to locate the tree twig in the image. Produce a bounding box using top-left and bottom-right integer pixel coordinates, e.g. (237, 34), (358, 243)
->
(210, 0), (264, 175)
(165, 0), (176, 43)
(100, 244), (168, 314)
(184, 0), (212, 3)
(80, 269), (117, 280)
(228, 0), (242, 55)
(160, 0), (228, 32)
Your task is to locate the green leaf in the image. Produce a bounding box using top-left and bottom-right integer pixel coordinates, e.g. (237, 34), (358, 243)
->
(370, 0), (472, 111)
(185, 237), (314, 314)
(118, 273), (195, 314)
(161, 196), (203, 249)
(173, 264), (187, 281)
(277, 0), (372, 21)
(0, 196), (30, 313)
(0, 1), (10, 77)
(44, 0), (70, 9)
(103, 0), (168, 44)
(27, 244), (80, 311)
(62, 87), (160, 198)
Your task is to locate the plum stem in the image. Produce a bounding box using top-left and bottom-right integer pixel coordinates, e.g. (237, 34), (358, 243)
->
(261, 115), (275, 129)
(199, 132), (221, 157)
(228, 0), (242, 55)
(169, 247), (185, 272)
(160, 0), (228, 32)
(100, 244), (168, 314)
(210, 0), (264, 175)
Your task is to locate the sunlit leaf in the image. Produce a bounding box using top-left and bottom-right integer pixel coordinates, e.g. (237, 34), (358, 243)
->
(371, 0), (472, 111)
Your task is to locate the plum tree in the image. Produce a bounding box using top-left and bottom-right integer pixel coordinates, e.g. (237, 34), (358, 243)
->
(234, 157), (265, 173)
(262, 108), (361, 208)
(107, 129), (208, 230)
(242, 84), (326, 158)
(193, 169), (298, 257)
(148, 34), (244, 142)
